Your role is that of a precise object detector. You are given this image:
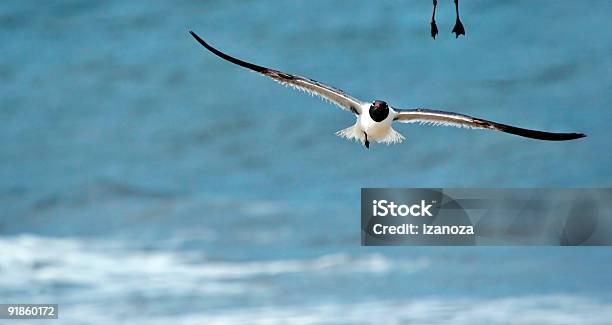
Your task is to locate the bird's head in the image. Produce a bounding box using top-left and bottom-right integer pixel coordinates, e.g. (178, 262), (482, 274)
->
(369, 100), (389, 122)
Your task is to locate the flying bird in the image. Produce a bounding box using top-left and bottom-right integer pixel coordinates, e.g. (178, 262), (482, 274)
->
(189, 31), (585, 149)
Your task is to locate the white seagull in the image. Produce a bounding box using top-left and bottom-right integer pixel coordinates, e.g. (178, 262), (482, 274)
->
(189, 31), (585, 149)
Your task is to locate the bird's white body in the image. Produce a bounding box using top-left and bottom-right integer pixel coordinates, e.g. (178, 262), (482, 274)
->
(336, 104), (405, 145)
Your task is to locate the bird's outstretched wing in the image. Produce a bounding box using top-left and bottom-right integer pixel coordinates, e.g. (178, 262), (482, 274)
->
(394, 108), (586, 141)
(189, 31), (364, 115)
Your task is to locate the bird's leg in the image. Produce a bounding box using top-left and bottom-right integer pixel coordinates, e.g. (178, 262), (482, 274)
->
(364, 132), (370, 149)
(452, 0), (466, 38)
(431, 0), (438, 39)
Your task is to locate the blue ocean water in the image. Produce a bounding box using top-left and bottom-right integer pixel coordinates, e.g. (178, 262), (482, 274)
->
(1, 1), (612, 323)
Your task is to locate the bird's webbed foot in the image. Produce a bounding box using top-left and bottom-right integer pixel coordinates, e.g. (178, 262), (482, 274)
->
(431, 21), (439, 39)
(452, 0), (465, 38)
(452, 19), (465, 38)
(364, 133), (370, 149)
(431, 0), (438, 39)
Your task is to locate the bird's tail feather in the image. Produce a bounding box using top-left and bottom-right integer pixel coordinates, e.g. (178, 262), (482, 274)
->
(336, 126), (405, 145)
(336, 125), (364, 144)
(380, 128), (405, 144)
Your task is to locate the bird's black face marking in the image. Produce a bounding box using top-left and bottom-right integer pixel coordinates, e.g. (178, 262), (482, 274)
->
(369, 100), (389, 122)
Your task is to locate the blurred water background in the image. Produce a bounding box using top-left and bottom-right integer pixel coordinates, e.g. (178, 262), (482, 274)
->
(1, 0), (612, 323)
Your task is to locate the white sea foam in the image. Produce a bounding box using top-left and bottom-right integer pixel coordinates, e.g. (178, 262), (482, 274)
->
(1, 235), (610, 324)
(0, 235), (427, 301)
(59, 295), (612, 325)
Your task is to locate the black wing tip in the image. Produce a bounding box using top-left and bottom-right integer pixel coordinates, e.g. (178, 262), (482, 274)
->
(188, 30), (268, 73)
(189, 30), (213, 51)
(189, 30), (207, 46)
(550, 132), (587, 141)
(497, 124), (587, 141)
